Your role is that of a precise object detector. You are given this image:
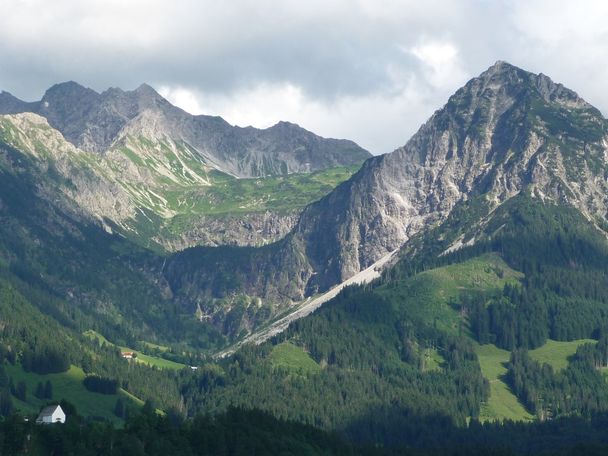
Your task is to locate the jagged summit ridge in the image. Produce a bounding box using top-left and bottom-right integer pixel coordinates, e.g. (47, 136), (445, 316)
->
(0, 81), (370, 177)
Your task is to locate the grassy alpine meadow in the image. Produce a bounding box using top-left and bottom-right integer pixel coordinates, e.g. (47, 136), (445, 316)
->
(377, 253), (523, 334)
(159, 163), (363, 236)
(121, 350), (187, 371)
(268, 342), (322, 375)
(529, 339), (596, 371)
(475, 344), (533, 422)
(4, 363), (143, 423)
(475, 339), (597, 422)
(201, 164), (363, 214)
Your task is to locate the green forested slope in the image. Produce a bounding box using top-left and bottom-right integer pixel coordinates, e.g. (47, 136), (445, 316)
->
(0, 278), (185, 420)
(177, 194), (608, 447)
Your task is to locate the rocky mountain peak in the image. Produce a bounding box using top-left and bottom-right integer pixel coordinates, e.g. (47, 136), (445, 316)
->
(43, 80), (94, 97)
(271, 120), (298, 129)
(289, 61), (608, 295)
(0, 81), (370, 176)
(459, 61), (590, 113)
(134, 82), (158, 96)
(40, 81), (100, 115)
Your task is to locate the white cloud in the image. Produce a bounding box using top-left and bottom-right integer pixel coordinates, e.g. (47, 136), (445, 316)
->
(157, 86), (206, 118)
(1, 1), (608, 154)
(410, 42), (467, 90)
(159, 80), (432, 154)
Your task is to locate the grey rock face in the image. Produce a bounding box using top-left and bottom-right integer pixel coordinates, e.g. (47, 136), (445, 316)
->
(0, 112), (137, 225)
(156, 211), (300, 250)
(164, 60), (608, 310)
(0, 91), (40, 114)
(291, 61), (608, 293)
(38, 82), (168, 153)
(3, 82), (371, 178)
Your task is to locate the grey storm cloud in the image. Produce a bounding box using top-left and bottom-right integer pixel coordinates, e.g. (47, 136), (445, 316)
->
(1, 0), (608, 154)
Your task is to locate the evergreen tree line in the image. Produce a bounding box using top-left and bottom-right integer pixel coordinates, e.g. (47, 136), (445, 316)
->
(0, 406), (368, 456)
(83, 375), (118, 395)
(506, 336), (608, 420)
(21, 346), (70, 375)
(400, 195), (608, 351)
(178, 290), (490, 446)
(3, 402), (608, 455)
(34, 380), (53, 400)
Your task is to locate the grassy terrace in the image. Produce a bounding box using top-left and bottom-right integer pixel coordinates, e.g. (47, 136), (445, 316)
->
(268, 342), (321, 375)
(83, 330), (187, 371)
(160, 164), (362, 238)
(172, 164), (362, 216)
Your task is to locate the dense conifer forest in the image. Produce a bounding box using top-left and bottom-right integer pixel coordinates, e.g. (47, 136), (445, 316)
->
(171, 196), (608, 450)
(2, 193), (608, 454)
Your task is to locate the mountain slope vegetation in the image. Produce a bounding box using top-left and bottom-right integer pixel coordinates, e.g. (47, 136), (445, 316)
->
(178, 194), (608, 447)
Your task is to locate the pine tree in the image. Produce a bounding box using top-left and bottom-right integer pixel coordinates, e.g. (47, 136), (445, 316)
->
(44, 380), (53, 399)
(0, 365), (8, 389)
(15, 381), (26, 401)
(0, 389), (13, 417)
(34, 382), (44, 399)
(114, 398), (125, 418)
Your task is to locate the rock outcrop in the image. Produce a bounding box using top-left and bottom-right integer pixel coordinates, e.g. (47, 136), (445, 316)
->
(155, 211), (300, 250)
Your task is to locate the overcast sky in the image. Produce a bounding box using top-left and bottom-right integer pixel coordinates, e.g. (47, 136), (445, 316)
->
(1, 0), (607, 154)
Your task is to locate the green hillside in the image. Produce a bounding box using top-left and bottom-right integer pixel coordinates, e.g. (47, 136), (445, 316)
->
(175, 196), (608, 447)
(474, 339), (599, 422)
(377, 253), (523, 334)
(268, 342), (322, 375)
(0, 278), (185, 416)
(182, 256), (520, 442)
(4, 364), (142, 423)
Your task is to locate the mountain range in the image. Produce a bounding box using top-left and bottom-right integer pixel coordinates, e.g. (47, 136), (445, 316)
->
(1, 82), (369, 177)
(2, 60), (607, 342)
(1, 61), (608, 453)
(0, 83), (369, 251)
(165, 61), (608, 306)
